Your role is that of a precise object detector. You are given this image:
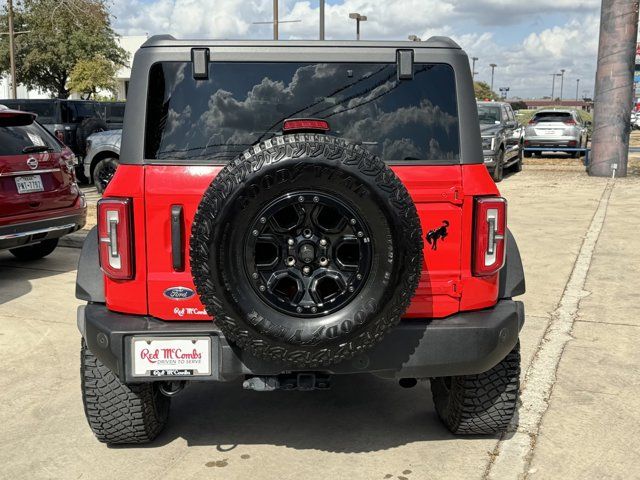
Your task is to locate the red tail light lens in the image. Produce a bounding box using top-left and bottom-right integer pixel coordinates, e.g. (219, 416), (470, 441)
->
(283, 118), (330, 133)
(98, 198), (134, 280)
(528, 119), (537, 125)
(563, 119), (576, 125)
(473, 197), (507, 277)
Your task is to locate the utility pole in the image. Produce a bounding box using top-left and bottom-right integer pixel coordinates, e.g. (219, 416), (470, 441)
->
(590, 0), (639, 177)
(471, 57), (478, 80)
(559, 68), (566, 100)
(252, 1), (300, 40)
(273, 0), (278, 40)
(319, 0), (325, 40)
(576, 78), (580, 101)
(8, 0), (17, 99)
(489, 63), (497, 92)
(349, 13), (367, 40)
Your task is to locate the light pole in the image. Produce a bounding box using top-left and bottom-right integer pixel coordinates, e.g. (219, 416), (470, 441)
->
(489, 63), (497, 92)
(471, 57), (478, 80)
(576, 78), (580, 102)
(559, 69), (566, 101)
(550, 73), (561, 100)
(349, 13), (367, 40)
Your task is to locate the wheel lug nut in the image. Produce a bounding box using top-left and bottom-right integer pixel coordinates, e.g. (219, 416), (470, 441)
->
(356, 274), (362, 280)
(311, 306), (317, 313)
(252, 272), (259, 279)
(303, 229), (312, 238)
(252, 229), (259, 236)
(303, 266), (311, 275)
(319, 257), (328, 266)
(296, 307), (303, 313)
(319, 238), (327, 246)
(298, 196), (304, 203)
(350, 218), (356, 225)
(286, 256), (295, 266)
(357, 231), (363, 237)
(260, 217), (266, 224)
(313, 196), (319, 203)
(259, 285), (266, 292)
(288, 238), (295, 246)
(348, 286), (354, 292)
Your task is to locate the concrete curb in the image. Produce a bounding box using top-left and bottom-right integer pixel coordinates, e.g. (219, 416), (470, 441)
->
(59, 231), (89, 248)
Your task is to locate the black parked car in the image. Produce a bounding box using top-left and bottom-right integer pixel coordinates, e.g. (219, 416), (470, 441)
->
(477, 101), (524, 182)
(0, 99), (108, 182)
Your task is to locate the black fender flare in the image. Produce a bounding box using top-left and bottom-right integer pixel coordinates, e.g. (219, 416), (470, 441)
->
(75, 226), (105, 303)
(499, 228), (525, 298)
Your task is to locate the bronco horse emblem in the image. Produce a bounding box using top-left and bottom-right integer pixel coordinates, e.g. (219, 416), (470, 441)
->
(426, 220), (450, 250)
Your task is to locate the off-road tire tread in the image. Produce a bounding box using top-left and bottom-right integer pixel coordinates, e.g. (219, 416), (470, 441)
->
(431, 342), (520, 435)
(81, 340), (169, 444)
(190, 133), (423, 368)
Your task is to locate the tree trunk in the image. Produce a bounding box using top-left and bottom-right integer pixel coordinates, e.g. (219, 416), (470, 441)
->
(590, 0), (639, 177)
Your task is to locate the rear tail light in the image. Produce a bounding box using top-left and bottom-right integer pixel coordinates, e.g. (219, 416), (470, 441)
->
(98, 198), (134, 280)
(54, 130), (65, 143)
(563, 119), (576, 125)
(283, 118), (330, 133)
(528, 119), (537, 125)
(473, 197), (507, 277)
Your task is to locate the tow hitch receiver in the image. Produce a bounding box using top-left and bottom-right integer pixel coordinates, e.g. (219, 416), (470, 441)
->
(243, 373), (332, 392)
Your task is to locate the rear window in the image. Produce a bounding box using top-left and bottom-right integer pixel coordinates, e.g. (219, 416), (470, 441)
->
(106, 103), (125, 123)
(145, 61), (460, 163)
(0, 121), (60, 156)
(533, 111), (573, 123)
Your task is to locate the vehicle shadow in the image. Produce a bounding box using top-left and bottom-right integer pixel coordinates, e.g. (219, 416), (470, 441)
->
(142, 374), (499, 453)
(0, 247), (79, 306)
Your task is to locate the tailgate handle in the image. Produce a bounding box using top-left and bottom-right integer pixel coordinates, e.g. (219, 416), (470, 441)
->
(171, 205), (185, 271)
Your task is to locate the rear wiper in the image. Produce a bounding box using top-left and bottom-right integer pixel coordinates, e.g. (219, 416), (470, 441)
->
(22, 145), (54, 154)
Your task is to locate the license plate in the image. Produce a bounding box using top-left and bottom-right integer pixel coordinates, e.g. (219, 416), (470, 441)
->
(537, 129), (562, 136)
(131, 337), (211, 377)
(15, 175), (44, 194)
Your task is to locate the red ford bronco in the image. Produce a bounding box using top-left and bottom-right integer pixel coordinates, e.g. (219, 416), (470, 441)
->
(76, 36), (525, 444)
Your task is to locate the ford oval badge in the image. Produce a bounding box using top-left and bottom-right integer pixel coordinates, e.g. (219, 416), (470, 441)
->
(163, 286), (196, 300)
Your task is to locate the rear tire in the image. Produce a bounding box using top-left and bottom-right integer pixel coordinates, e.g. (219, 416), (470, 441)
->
(9, 238), (58, 260)
(513, 146), (523, 172)
(491, 150), (504, 182)
(81, 340), (170, 445)
(430, 342), (520, 435)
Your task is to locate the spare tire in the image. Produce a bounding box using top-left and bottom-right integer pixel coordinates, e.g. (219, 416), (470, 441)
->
(76, 117), (108, 156)
(190, 134), (423, 367)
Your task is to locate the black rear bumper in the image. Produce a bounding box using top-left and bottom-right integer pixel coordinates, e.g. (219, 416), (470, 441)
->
(78, 300), (524, 383)
(0, 210), (86, 250)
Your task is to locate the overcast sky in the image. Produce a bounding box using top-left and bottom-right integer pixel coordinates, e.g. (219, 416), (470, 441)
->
(110, 0), (602, 99)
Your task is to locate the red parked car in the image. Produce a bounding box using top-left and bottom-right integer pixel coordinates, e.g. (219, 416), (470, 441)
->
(76, 37), (525, 444)
(0, 107), (86, 260)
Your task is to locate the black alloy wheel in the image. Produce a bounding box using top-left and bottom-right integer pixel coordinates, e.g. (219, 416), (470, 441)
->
(245, 191), (372, 318)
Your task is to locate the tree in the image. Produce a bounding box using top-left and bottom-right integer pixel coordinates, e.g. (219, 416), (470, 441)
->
(0, 0), (127, 98)
(474, 81), (498, 101)
(68, 56), (117, 98)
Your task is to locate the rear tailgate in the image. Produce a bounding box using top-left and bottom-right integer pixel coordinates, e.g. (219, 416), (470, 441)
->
(143, 164), (464, 321)
(0, 117), (77, 220)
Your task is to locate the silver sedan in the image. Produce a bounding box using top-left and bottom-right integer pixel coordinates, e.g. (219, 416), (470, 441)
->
(523, 109), (589, 158)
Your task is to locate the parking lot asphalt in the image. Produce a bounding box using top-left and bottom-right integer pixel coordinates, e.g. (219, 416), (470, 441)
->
(1, 167), (638, 480)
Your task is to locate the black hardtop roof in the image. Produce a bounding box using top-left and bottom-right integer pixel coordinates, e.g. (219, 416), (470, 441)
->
(141, 34), (461, 50)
